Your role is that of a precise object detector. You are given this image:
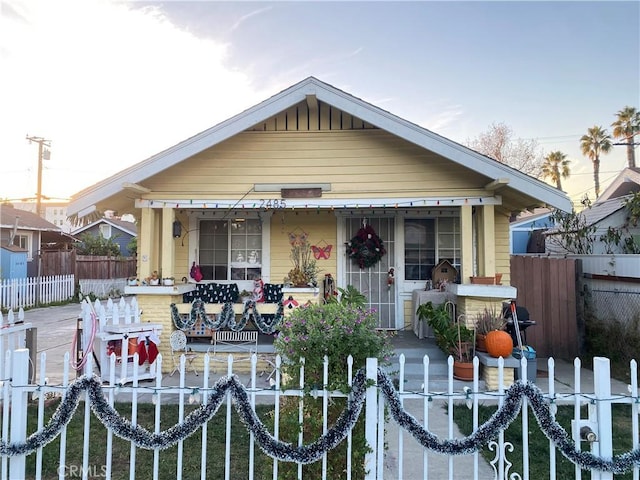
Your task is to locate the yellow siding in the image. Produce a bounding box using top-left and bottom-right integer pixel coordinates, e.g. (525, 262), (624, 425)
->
(495, 212), (511, 285)
(174, 210), (190, 281)
(143, 130), (487, 200)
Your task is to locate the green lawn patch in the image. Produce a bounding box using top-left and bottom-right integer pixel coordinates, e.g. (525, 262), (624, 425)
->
(454, 403), (636, 479)
(24, 400), (275, 480)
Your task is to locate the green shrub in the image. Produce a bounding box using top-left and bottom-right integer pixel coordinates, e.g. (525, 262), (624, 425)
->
(273, 302), (392, 391)
(269, 300), (392, 479)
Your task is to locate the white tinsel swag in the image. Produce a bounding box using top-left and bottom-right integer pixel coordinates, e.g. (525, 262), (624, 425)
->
(0, 371), (639, 473)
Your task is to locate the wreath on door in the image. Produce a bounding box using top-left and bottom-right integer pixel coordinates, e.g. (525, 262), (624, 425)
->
(347, 223), (386, 269)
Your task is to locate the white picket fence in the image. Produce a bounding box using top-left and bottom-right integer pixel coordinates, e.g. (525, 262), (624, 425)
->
(0, 275), (75, 310)
(0, 349), (638, 480)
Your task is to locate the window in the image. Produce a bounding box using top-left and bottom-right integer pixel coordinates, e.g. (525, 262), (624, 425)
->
(199, 219), (262, 281)
(404, 217), (460, 280)
(13, 235), (28, 250)
(99, 224), (111, 238)
(12, 234), (32, 259)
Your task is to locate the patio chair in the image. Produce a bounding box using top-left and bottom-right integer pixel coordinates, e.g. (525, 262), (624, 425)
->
(169, 330), (198, 376)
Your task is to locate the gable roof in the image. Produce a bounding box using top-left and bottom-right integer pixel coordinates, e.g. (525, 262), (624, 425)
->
(72, 217), (137, 236)
(597, 167), (640, 203)
(67, 76), (572, 216)
(510, 209), (553, 229)
(580, 197), (628, 226)
(0, 204), (62, 232)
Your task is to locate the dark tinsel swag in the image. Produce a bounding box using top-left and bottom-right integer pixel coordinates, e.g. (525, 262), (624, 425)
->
(1, 371), (638, 473)
(171, 299), (284, 334)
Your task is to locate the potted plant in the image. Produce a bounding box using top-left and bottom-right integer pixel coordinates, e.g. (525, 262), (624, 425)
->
(416, 302), (474, 380)
(450, 317), (475, 380)
(474, 306), (507, 352)
(239, 289), (253, 302)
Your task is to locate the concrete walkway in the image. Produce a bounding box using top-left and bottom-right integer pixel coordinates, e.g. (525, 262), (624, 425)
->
(11, 302), (633, 479)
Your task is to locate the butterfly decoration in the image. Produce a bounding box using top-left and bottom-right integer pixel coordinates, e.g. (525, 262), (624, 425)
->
(312, 244), (333, 260)
(288, 227), (309, 246)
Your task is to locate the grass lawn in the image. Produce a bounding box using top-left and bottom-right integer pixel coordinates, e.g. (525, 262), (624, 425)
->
(454, 403), (637, 480)
(24, 400), (275, 480)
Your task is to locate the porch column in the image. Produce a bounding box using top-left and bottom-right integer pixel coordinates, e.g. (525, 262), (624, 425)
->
(161, 207), (176, 279)
(460, 205), (474, 284)
(138, 207), (155, 279)
(480, 205), (496, 277)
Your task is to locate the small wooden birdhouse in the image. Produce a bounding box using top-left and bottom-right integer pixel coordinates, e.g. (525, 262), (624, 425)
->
(432, 259), (458, 285)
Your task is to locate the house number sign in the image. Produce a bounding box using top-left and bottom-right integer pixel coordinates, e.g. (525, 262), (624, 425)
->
(259, 199), (287, 209)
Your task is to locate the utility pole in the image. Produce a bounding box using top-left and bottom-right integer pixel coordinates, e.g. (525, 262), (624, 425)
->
(26, 135), (51, 218)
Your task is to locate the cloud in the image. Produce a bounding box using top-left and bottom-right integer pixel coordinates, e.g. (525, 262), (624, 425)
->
(0, 0), (265, 200)
(229, 6), (273, 33)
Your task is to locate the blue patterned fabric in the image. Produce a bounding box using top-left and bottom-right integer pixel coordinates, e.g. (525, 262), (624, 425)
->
(183, 283), (240, 303)
(263, 283), (284, 303)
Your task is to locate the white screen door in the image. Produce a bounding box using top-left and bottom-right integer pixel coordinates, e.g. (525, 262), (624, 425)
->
(344, 217), (396, 329)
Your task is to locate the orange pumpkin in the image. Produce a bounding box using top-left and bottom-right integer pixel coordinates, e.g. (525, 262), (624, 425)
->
(485, 330), (513, 358)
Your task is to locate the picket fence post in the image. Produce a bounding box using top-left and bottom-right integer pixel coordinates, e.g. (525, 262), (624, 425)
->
(592, 357), (614, 480)
(364, 357), (378, 480)
(9, 349), (29, 479)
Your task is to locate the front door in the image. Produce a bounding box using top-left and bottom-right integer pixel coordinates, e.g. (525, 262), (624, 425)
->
(344, 217), (396, 329)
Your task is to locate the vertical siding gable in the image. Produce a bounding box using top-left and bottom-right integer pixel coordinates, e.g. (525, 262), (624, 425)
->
(246, 100), (377, 132)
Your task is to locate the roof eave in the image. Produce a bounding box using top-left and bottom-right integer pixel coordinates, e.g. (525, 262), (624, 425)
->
(67, 77), (572, 215)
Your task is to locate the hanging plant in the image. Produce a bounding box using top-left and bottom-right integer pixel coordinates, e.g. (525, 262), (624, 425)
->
(347, 223), (386, 269)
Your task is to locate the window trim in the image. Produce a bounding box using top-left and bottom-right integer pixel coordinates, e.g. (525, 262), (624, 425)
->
(189, 211), (272, 288)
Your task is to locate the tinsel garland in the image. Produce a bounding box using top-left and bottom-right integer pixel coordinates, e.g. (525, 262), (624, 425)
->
(213, 301), (235, 329)
(171, 300), (284, 334)
(2, 370), (639, 473)
(347, 224), (386, 269)
(170, 302), (196, 330)
(379, 372), (640, 473)
(239, 300), (284, 334)
(0, 372), (367, 464)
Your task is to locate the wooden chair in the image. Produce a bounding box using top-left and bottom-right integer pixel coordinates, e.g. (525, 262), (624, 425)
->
(169, 330), (198, 376)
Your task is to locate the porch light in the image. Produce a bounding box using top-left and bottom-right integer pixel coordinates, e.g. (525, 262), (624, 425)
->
(172, 220), (182, 238)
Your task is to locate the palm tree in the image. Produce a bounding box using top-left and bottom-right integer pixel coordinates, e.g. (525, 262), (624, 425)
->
(580, 126), (612, 198)
(541, 151), (570, 190)
(611, 106), (640, 168)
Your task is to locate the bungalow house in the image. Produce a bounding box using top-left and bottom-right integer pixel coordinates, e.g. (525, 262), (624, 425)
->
(72, 217), (138, 257)
(66, 77), (571, 370)
(0, 204), (72, 277)
(546, 168), (640, 255)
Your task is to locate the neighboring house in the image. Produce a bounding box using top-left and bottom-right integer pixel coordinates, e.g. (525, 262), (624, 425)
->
(546, 168), (640, 255)
(67, 77), (571, 338)
(11, 201), (74, 233)
(0, 204), (72, 277)
(72, 217), (138, 257)
(509, 208), (553, 254)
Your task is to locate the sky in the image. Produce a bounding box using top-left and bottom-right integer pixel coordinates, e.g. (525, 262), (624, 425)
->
(1, 0), (638, 210)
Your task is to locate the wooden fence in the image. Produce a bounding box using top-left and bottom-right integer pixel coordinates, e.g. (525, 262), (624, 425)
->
(510, 255), (581, 359)
(40, 250), (136, 279)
